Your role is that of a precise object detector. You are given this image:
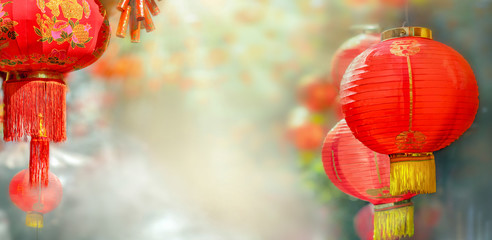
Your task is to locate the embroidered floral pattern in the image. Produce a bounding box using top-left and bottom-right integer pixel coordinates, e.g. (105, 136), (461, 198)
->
(92, 18), (110, 59)
(34, 0), (93, 49)
(0, 55), (28, 67)
(0, 1), (18, 50)
(31, 49), (77, 65)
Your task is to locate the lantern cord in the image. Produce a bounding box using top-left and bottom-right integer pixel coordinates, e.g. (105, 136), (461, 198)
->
(402, 0), (410, 27)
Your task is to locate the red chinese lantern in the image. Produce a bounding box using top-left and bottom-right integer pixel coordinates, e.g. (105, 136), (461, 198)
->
(340, 27), (479, 195)
(9, 169), (63, 228)
(116, 0), (160, 42)
(330, 28), (380, 89)
(322, 120), (416, 240)
(298, 75), (337, 112)
(354, 204), (374, 240)
(1, 0), (110, 142)
(1, 0), (110, 226)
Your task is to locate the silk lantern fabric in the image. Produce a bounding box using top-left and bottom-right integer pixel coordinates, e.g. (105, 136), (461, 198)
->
(322, 119), (415, 240)
(330, 32), (380, 89)
(340, 27), (479, 195)
(0, 0), (110, 142)
(9, 169), (63, 228)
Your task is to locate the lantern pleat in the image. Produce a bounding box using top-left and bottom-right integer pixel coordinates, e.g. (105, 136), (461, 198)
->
(340, 30), (479, 195)
(322, 120), (416, 239)
(3, 78), (67, 142)
(29, 137), (50, 188)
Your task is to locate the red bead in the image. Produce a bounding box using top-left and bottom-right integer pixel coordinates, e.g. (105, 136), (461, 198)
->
(9, 169), (62, 214)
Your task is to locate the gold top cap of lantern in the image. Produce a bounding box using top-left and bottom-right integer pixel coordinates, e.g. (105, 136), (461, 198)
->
(381, 27), (432, 41)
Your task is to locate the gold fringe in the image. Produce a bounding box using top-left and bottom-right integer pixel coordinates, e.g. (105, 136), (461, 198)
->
(389, 153), (436, 195)
(374, 203), (414, 240)
(26, 212), (43, 228)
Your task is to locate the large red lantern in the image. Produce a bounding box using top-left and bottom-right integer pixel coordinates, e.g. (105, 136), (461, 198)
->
(330, 27), (380, 89)
(1, 0), (110, 226)
(322, 120), (416, 240)
(9, 169), (63, 228)
(340, 27), (479, 195)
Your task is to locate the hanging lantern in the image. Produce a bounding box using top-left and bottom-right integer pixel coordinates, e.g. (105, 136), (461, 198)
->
(1, 0), (110, 142)
(287, 107), (327, 164)
(1, 0), (110, 226)
(116, 0), (160, 42)
(322, 119), (416, 240)
(298, 75), (337, 112)
(9, 169), (63, 228)
(340, 27), (479, 195)
(330, 26), (380, 89)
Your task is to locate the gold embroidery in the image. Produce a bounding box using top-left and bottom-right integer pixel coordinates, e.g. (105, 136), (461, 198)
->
(366, 186), (393, 198)
(390, 40), (420, 57)
(42, 0), (84, 20)
(30, 49), (77, 66)
(0, 56), (28, 67)
(34, 0), (93, 48)
(391, 39), (427, 150)
(332, 150), (341, 182)
(0, 1), (18, 50)
(374, 152), (382, 184)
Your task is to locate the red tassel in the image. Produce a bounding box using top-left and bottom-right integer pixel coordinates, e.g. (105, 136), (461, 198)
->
(3, 76), (67, 142)
(29, 137), (50, 188)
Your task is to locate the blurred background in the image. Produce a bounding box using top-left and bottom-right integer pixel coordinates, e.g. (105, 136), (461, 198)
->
(0, 0), (491, 239)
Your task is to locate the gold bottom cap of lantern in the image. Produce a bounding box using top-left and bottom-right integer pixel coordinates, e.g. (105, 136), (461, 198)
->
(373, 199), (414, 240)
(26, 212), (43, 228)
(389, 152), (436, 195)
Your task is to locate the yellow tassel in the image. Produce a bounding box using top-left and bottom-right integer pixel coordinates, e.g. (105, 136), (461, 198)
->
(26, 212), (43, 228)
(374, 200), (414, 240)
(389, 152), (436, 195)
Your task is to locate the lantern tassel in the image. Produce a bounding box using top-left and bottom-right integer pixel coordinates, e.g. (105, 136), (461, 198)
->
(29, 136), (50, 188)
(25, 212), (43, 228)
(389, 152), (436, 195)
(3, 72), (67, 142)
(373, 200), (414, 240)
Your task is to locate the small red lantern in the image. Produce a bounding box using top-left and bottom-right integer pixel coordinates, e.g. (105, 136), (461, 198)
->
(322, 120), (416, 240)
(330, 27), (380, 89)
(9, 169), (63, 228)
(340, 27), (479, 195)
(298, 75), (337, 112)
(354, 204), (374, 240)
